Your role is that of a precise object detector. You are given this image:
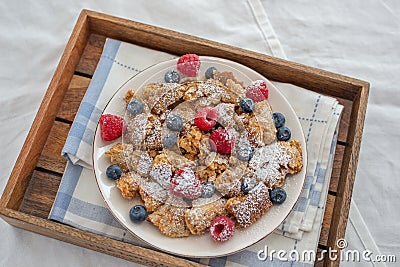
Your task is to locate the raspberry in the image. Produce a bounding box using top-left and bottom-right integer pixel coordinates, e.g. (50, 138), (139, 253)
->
(170, 167), (202, 199)
(209, 128), (235, 155)
(177, 54), (200, 77)
(210, 216), (235, 242)
(246, 80), (268, 102)
(99, 114), (125, 141)
(194, 107), (219, 131)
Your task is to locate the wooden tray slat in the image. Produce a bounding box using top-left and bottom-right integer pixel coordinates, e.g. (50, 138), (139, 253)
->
(57, 75), (91, 122)
(329, 145), (345, 193)
(318, 194), (336, 247)
(315, 249), (325, 267)
(19, 170), (62, 218)
(327, 87), (368, 267)
(36, 121), (69, 174)
(75, 34), (106, 77)
(0, 10), (369, 267)
(336, 98), (352, 144)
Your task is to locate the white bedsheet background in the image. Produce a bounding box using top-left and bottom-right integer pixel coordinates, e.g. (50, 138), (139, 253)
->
(260, 0), (400, 264)
(0, 0), (399, 266)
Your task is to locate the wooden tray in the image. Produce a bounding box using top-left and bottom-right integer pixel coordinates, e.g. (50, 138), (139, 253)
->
(0, 10), (368, 267)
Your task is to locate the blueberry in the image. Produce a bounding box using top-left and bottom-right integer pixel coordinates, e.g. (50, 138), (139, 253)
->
(163, 133), (177, 148)
(277, 126), (291, 141)
(166, 114), (183, 131)
(237, 146), (253, 161)
(129, 205), (148, 223)
(240, 98), (255, 113)
(273, 112), (286, 128)
(205, 67), (217, 79)
(241, 178), (256, 194)
(164, 70), (180, 83)
(269, 187), (287, 204)
(201, 182), (215, 198)
(182, 197), (193, 205)
(106, 164), (122, 180)
(127, 98), (144, 115)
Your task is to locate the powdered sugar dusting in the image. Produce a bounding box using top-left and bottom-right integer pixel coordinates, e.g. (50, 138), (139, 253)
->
(170, 167), (202, 199)
(228, 182), (272, 228)
(210, 215), (235, 242)
(214, 103), (237, 129)
(130, 150), (152, 177)
(150, 163), (172, 189)
(143, 181), (168, 203)
(249, 142), (290, 187)
(124, 113), (149, 148)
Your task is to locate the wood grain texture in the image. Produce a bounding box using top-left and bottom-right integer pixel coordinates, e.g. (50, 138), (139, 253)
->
(315, 249), (325, 267)
(75, 33), (106, 77)
(329, 145), (345, 193)
(0, 209), (204, 267)
(326, 86), (369, 267)
(57, 75), (91, 122)
(336, 97), (352, 144)
(86, 10), (367, 100)
(0, 11), (90, 210)
(19, 170), (62, 218)
(318, 194), (336, 247)
(36, 121), (69, 174)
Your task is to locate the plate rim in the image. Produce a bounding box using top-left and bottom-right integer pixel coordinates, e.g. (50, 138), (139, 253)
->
(92, 56), (308, 258)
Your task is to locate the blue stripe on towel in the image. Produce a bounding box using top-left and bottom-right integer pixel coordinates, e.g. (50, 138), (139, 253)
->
(49, 162), (83, 220)
(67, 197), (125, 229)
(61, 39), (121, 160)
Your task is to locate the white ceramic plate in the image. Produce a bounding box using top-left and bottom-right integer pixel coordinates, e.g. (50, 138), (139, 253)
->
(93, 56), (307, 258)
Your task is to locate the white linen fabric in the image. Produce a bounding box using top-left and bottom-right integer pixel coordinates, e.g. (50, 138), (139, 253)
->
(0, 0), (399, 266)
(260, 0), (400, 265)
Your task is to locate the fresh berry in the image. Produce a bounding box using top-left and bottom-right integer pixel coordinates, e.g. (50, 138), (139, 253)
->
(272, 112), (285, 128)
(106, 164), (123, 180)
(241, 177), (256, 194)
(201, 182), (215, 198)
(209, 128), (235, 155)
(127, 98), (144, 115)
(163, 133), (177, 148)
(269, 187), (287, 204)
(182, 197), (193, 205)
(239, 98), (255, 113)
(210, 216), (235, 242)
(194, 107), (219, 131)
(166, 114), (183, 131)
(99, 114), (125, 141)
(205, 66), (217, 79)
(177, 54), (200, 77)
(246, 80), (268, 102)
(164, 70), (181, 83)
(129, 205), (148, 223)
(170, 168), (202, 199)
(237, 146), (253, 161)
(277, 126), (291, 141)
